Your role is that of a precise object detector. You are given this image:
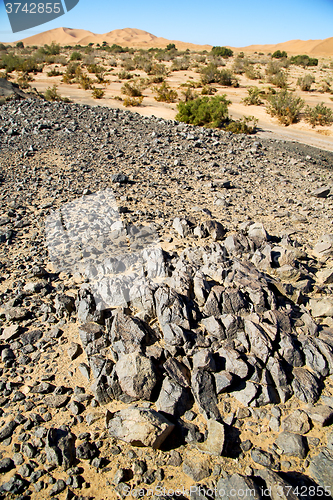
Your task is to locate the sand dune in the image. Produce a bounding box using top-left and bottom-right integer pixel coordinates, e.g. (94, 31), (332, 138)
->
(6, 27), (333, 56)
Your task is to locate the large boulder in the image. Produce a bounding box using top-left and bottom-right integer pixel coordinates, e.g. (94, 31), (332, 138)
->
(107, 407), (174, 449)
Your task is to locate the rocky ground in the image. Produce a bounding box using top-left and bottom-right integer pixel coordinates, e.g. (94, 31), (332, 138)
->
(1, 96), (333, 499)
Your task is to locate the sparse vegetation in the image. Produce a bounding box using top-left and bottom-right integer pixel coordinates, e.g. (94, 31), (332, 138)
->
(297, 74), (315, 91)
(44, 84), (71, 102)
(304, 102), (333, 127)
(121, 81), (143, 97)
(153, 82), (178, 102)
(242, 86), (264, 105)
(266, 89), (304, 125)
(91, 87), (105, 99)
(225, 115), (258, 134)
(123, 96), (144, 107)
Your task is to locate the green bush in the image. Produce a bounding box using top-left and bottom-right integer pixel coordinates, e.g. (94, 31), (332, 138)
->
(153, 82), (178, 102)
(44, 85), (68, 101)
(225, 115), (258, 134)
(0, 54), (41, 73)
(41, 42), (60, 56)
(175, 95), (231, 127)
(272, 50), (287, 59)
(70, 51), (82, 61)
(79, 74), (93, 90)
(242, 86), (264, 105)
(0, 44), (7, 52)
(123, 96), (143, 107)
(47, 68), (62, 77)
(201, 85), (217, 95)
(16, 42), (24, 49)
(166, 43), (176, 51)
(268, 71), (288, 88)
(290, 55), (318, 67)
(304, 102), (333, 127)
(266, 89), (304, 125)
(118, 70), (133, 80)
(92, 87), (105, 99)
(171, 56), (190, 71)
(121, 81), (142, 97)
(211, 46), (233, 58)
(201, 63), (237, 86)
(297, 74), (315, 91)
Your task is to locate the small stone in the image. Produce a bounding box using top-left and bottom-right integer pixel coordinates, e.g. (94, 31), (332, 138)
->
(183, 456), (210, 481)
(275, 432), (307, 458)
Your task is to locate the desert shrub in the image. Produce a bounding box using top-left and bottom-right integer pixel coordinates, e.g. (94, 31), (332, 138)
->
(121, 81), (142, 97)
(272, 50), (287, 59)
(211, 46), (233, 58)
(118, 70), (133, 80)
(41, 42), (61, 56)
(16, 72), (33, 89)
(171, 56), (190, 71)
(166, 43), (176, 51)
(201, 85), (217, 95)
(266, 89), (304, 125)
(201, 63), (221, 84)
(181, 86), (198, 102)
(176, 95), (231, 127)
(266, 60), (284, 75)
(62, 62), (80, 83)
(268, 71), (288, 88)
(91, 87), (105, 99)
(0, 44), (7, 52)
(304, 102), (333, 127)
(148, 75), (165, 84)
(297, 74), (315, 91)
(290, 55), (318, 67)
(244, 65), (262, 80)
(194, 54), (206, 63)
(0, 54), (41, 73)
(123, 96), (144, 107)
(44, 85), (66, 101)
(242, 86), (264, 105)
(16, 42), (24, 49)
(121, 58), (135, 71)
(153, 82), (178, 102)
(318, 80), (331, 93)
(70, 51), (82, 61)
(87, 64), (104, 74)
(220, 69), (238, 86)
(79, 74), (93, 90)
(149, 63), (168, 77)
(225, 115), (258, 134)
(47, 68), (62, 77)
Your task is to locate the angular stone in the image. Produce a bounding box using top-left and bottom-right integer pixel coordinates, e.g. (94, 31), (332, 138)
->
(298, 335), (329, 377)
(191, 369), (220, 420)
(308, 449), (333, 491)
(115, 352), (157, 401)
(245, 320), (272, 364)
(216, 474), (262, 500)
(304, 405), (333, 426)
(251, 448), (275, 468)
(248, 222), (268, 241)
(156, 377), (193, 417)
(281, 410), (311, 434)
(217, 347), (249, 379)
(0, 324), (19, 341)
(310, 298), (333, 318)
(110, 310), (150, 354)
(312, 186), (330, 198)
(45, 426), (76, 470)
(163, 357), (190, 388)
(193, 348), (216, 371)
(201, 316), (225, 339)
(196, 419), (225, 456)
(183, 456), (211, 481)
(255, 468), (299, 500)
(107, 407), (174, 449)
(278, 333), (304, 368)
(275, 432), (307, 458)
(214, 371), (234, 394)
(232, 381), (258, 406)
(43, 395), (69, 409)
(292, 367), (321, 404)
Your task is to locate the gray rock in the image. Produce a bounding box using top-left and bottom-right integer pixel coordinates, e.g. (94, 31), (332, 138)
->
(50, 479), (66, 496)
(304, 405), (333, 426)
(107, 407), (174, 449)
(173, 217), (192, 237)
(255, 468), (299, 500)
(196, 419), (225, 456)
(0, 457), (14, 473)
(214, 371), (234, 394)
(312, 186), (330, 198)
(191, 369), (220, 420)
(156, 377), (192, 417)
(115, 352), (157, 400)
(110, 310), (151, 354)
(193, 348), (216, 371)
(182, 456), (211, 481)
(292, 367), (321, 404)
(0, 420), (17, 441)
(275, 431), (307, 458)
(281, 410), (311, 434)
(251, 448), (275, 468)
(216, 473), (262, 500)
(45, 426), (76, 470)
(308, 449), (333, 491)
(232, 381), (258, 406)
(163, 357), (191, 388)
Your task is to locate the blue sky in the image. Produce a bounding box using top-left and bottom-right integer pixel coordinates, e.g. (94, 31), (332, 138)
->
(0, 0), (333, 46)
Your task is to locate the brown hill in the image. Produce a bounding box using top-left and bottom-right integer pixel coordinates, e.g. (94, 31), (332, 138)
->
(14, 27), (212, 51)
(6, 27), (333, 56)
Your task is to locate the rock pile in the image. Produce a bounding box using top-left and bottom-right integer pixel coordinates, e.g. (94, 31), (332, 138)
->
(0, 98), (333, 499)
